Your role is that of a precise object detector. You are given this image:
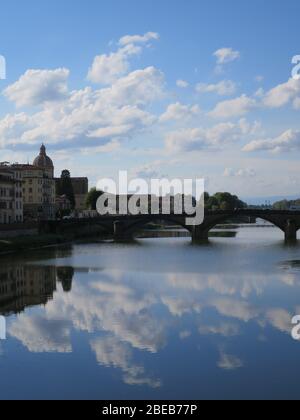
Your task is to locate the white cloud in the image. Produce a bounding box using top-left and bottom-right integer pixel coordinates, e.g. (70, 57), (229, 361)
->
(196, 80), (237, 96)
(266, 309), (293, 334)
(214, 48), (240, 65)
(0, 66), (164, 149)
(165, 119), (256, 153)
(255, 75), (264, 83)
(162, 297), (202, 317)
(119, 32), (159, 46)
(44, 274), (166, 354)
(224, 167), (256, 178)
(159, 102), (201, 122)
(218, 350), (243, 370)
(176, 79), (189, 88)
(9, 315), (72, 353)
(4, 68), (69, 107)
(263, 78), (300, 108)
(179, 331), (191, 340)
(243, 129), (300, 153)
(199, 322), (240, 337)
(87, 32), (159, 85)
(209, 95), (257, 119)
(91, 336), (161, 388)
(87, 44), (142, 85)
(211, 297), (258, 322)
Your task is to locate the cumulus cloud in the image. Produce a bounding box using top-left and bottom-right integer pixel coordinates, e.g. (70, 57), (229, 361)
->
(44, 273), (166, 354)
(162, 297), (202, 317)
(266, 309), (293, 334)
(0, 66), (164, 149)
(159, 102), (201, 122)
(4, 68), (69, 107)
(211, 297), (258, 322)
(218, 350), (243, 370)
(9, 315), (72, 353)
(87, 32), (159, 85)
(209, 95), (257, 119)
(199, 322), (240, 337)
(119, 32), (159, 46)
(91, 336), (161, 388)
(87, 44), (142, 85)
(263, 78), (300, 108)
(176, 79), (189, 88)
(243, 129), (300, 153)
(196, 80), (237, 96)
(214, 48), (240, 65)
(224, 167), (256, 178)
(165, 119), (256, 153)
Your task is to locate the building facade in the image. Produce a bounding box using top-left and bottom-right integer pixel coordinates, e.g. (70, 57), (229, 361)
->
(11, 145), (56, 221)
(55, 176), (88, 211)
(71, 177), (88, 210)
(0, 264), (57, 316)
(0, 165), (23, 224)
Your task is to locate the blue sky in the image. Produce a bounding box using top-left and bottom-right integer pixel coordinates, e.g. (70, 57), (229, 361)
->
(1, 0), (300, 199)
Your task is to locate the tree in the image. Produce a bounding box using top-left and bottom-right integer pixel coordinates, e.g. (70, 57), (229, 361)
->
(57, 170), (76, 209)
(56, 266), (74, 292)
(205, 192), (247, 211)
(206, 196), (219, 210)
(86, 188), (104, 210)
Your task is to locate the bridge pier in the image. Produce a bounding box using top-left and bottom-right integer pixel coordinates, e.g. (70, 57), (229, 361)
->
(285, 220), (298, 242)
(191, 226), (209, 243)
(113, 221), (132, 241)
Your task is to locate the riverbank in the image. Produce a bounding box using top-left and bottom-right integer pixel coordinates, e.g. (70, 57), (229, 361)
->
(0, 234), (68, 255)
(0, 231), (112, 256)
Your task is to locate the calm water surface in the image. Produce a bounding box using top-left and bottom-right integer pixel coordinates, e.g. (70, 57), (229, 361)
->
(0, 227), (300, 400)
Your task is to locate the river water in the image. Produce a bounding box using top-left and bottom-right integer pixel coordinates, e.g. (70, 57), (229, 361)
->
(0, 226), (300, 400)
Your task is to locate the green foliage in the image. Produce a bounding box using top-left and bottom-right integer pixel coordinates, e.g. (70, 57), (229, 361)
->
(205, 192), (247, 211)
(86, 188), (104, 210)
(273, 199), (300, 210)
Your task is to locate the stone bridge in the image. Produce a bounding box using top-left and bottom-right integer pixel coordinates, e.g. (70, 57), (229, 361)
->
(42, 209), (300, 243)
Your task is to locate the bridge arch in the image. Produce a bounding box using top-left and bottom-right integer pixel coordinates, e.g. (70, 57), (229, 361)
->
(114, 215), (192, 239)
(192, 210), (300, 242)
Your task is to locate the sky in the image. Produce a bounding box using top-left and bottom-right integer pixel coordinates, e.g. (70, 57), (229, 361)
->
(0, 0), (300, 200)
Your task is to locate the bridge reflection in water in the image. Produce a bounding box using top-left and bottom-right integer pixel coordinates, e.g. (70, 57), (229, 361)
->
(42, 210), (300, 243)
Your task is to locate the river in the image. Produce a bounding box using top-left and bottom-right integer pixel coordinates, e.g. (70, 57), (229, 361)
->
(0, 226), (300, 400)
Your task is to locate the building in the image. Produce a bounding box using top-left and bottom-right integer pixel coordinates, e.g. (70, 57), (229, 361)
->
(0, 265), (57, 316)
(0, 165), (23, 224)
(55, 175), (88, 211)
(56, 194), (72, 213)
(71, 177), (89, 210)
(11, 145), (56, 221)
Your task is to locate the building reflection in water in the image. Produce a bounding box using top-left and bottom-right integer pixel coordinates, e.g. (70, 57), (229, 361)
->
(0, 265), (74, 316)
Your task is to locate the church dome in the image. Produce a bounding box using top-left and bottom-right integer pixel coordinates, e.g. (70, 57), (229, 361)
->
(33, 144), (54, 168)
